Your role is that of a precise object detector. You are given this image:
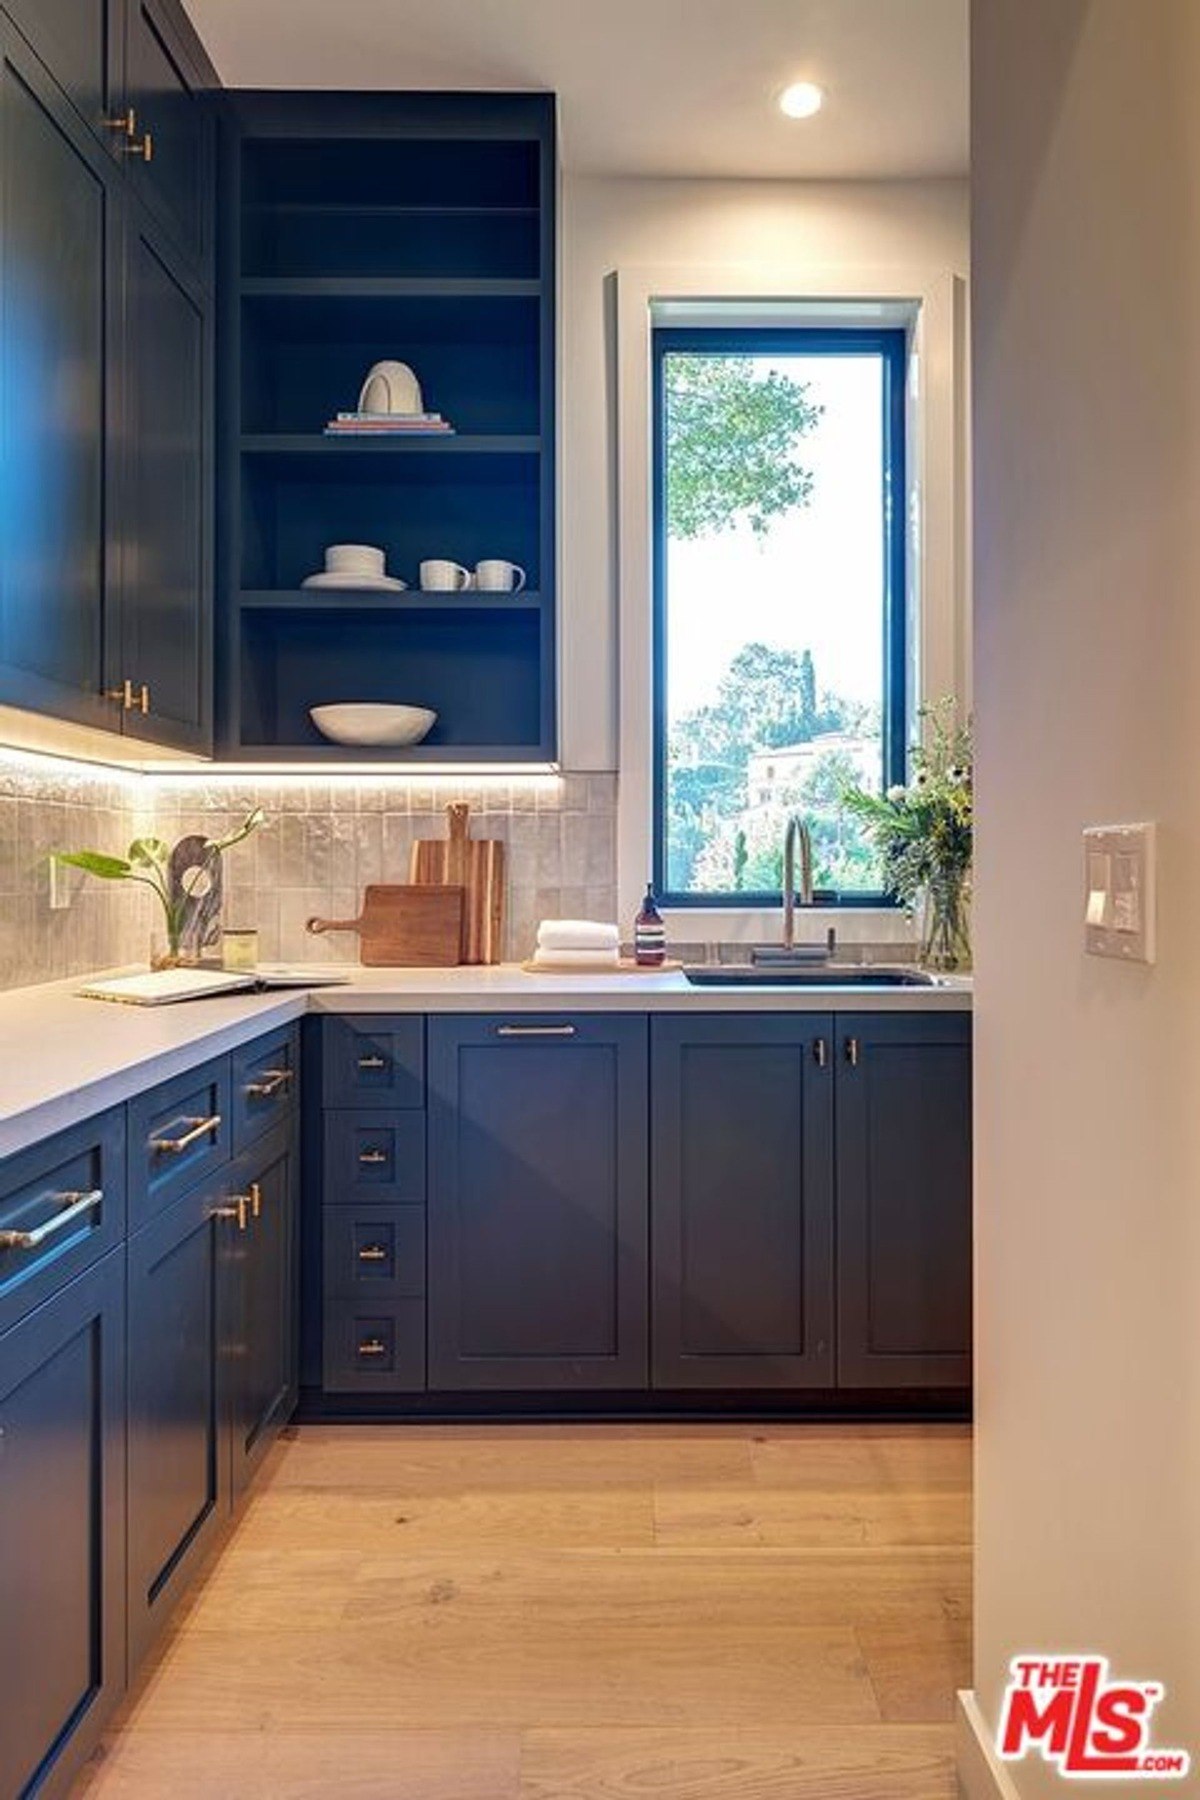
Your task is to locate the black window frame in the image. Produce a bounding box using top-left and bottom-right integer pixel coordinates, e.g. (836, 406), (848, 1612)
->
(651, 324), (909, 909)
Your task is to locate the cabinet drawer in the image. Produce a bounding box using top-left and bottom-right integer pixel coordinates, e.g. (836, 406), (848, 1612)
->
(322, 1298), (425, 1393)
(324, 1205), (425, 1303)
(322, 1017), (425, 1110)
(323, 1112), (426, 1206)
(231, 1026), (299, 1153)
(0, 1108), (125, 1337)
(127, 1055), (232, 1229)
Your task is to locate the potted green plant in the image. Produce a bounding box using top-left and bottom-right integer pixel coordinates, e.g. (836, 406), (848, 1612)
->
(842, 701), (973, 972)
(56, 808), (265, 968)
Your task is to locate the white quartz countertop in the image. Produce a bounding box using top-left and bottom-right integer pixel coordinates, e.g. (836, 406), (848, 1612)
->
(0, 963), (971, 1161)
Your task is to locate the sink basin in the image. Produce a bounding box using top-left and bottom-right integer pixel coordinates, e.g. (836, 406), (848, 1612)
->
(682, 965), (938, 988)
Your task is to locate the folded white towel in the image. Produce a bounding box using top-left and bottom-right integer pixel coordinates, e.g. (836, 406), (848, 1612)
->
(537, 919), (620, 952)
(531, 945), (620, 967)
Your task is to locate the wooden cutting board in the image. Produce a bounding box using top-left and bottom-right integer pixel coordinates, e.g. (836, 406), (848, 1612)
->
(410, 803), (506, 965)
(306, 884), (464, 967)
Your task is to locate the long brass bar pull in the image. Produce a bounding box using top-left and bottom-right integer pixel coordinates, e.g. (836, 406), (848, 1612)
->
(151, 1114), (222, 1155)
(246, 1068), (292, 1098)
(845, 1037), (860, 1068)
(0, 1189), (103, 1252)
(495, 1024), (577, 1038)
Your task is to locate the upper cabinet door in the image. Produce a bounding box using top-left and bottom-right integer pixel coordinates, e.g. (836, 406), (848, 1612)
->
(651, 1015), (836, 1389)
(118, 207), (212, 752)
(835, 1013), (973, 1389)
(0, 25), (119, 732)
(1, 0), (118, 142)
(122, 0), (212, 271)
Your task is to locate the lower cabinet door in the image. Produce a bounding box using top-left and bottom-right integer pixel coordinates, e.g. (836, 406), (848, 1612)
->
(835, 1014), (973, 1388)
(428, 1015), (649, 1390)
(126, 1179), (232, 1665)
(229, 1123), (298, 1500)
(651, 1016), (836, 1389)
(0, 1251), (126, 1800)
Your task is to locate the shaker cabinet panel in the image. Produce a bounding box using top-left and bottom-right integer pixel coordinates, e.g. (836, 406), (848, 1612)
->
(427, 1015), (649, 1389)
(228, 1123), (298, 1499)
(118, 206), (212, 751)
(0, 24), (119, 730)
(835, 1014), (973, 1388)
(651, 1015), (836, 1389)
(2, 0), (116, 138)
(0, 1251), (126, 1800)
(123, 0), (211, 269)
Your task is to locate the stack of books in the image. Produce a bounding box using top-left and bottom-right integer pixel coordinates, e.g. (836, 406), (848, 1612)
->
(323, 411), (456, 436)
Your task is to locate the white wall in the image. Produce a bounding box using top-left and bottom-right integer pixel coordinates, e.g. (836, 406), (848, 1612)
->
(559, 173), (969, 771)
(968, 3), (1200, 1793)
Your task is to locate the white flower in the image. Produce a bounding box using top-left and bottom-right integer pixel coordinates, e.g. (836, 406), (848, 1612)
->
(886, 785), (907, 803)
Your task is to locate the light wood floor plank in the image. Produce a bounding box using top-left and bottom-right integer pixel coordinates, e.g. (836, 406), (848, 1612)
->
(72, 1422), (971, 1798)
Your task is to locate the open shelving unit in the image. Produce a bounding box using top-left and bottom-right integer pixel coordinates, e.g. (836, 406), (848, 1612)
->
(217, 93), (557, 763)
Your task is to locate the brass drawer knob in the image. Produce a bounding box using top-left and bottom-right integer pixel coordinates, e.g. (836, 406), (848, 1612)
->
(357, 1337), (388, 1358)
(357, 1244), (389, 1263)
(358, 1149), (388, 1167)
(357, 1054), (387, 1071)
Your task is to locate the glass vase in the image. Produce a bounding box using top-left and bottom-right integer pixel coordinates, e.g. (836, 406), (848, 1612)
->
(917, 871), (972, 974)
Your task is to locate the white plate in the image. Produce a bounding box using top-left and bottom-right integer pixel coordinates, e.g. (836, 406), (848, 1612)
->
(301, 571), (408, 592)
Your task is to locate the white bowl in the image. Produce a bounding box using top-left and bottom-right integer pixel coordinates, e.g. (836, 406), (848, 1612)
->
(310, 703), (436, 747)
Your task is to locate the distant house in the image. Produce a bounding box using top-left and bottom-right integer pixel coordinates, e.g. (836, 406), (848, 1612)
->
(747, 731), (880, 807)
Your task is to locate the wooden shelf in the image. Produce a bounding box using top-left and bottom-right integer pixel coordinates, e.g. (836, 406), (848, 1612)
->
(240, 589), (546, 613)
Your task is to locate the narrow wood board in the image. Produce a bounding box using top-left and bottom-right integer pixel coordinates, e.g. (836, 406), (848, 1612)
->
(521, 959), (683, 975)
(411, 803), (506, 965)
(307, 884), (464, 966)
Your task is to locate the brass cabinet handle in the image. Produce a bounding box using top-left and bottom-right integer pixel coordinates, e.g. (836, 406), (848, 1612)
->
(845, 1037), (860, 1067)
(105, 678), (150, 713)
(357, 1244), (389, 1263)
(357, 1338), (388, 1358)
(213, 1195), (249, 1232)
(137, 682), (150, 714)
(104, 106), (137, 138)
(812, 1037), (828, 1068)
(357, 1054), (387, 1070)
(246, 1068), (292, 1099)
(123, 129), (153, 161)
(248, 1181), (263, 1221)
(151, 1113), (222, 1155)
(495, 1024), (577, 1038)
(0, 1188), (103, 1252)
(358, 1149), (388, 1166)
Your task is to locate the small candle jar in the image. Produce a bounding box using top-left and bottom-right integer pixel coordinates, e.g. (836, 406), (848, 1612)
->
(222, 928), (259, 973)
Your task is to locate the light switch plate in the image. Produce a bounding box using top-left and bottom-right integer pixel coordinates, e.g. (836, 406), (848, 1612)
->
(1083, 822), (1156, 963)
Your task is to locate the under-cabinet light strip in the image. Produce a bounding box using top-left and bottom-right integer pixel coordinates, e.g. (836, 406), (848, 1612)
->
(0, 744), (561, 789)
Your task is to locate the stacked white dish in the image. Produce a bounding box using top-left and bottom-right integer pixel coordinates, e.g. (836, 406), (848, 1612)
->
(302, 544), (407, 592)
(531, 920), (621, 969)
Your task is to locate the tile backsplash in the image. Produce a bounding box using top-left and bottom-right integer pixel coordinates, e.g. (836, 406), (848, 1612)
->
(0, 760), (617, 990)
(0, 755), (915, 993)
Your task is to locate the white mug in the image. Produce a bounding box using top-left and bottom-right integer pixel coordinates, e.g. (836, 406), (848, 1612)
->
(420, 559), (471, 592)
(475, 559), (527, 593)
(326, 543), (386, 577)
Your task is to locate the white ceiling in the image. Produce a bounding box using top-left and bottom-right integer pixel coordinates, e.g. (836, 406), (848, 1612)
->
(182, 0), (968, 181)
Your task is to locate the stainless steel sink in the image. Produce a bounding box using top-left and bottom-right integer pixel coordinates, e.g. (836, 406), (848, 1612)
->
(682, 964), (939, 988)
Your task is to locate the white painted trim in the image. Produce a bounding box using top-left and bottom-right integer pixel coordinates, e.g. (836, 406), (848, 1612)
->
(957, 1691), (1025, 1800)
(614, 260), (969, 925)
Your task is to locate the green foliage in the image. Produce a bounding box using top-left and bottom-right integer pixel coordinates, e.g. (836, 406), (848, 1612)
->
(666, 642), (873, 894)
(841, 699), (973, 908)
(54, 809), (266, 952)
(664, 354), (822, 541)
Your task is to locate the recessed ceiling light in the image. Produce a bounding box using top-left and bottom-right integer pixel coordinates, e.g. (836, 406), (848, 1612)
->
(779, 81), (824, 120)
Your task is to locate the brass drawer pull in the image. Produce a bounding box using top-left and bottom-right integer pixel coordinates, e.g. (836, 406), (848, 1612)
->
(358, 1149), (389, 1167)
(0, 1189), (103, 1252)
(213, 1194), (250, 1232)
(357, 1337), (388, 1358)
(151, 1113), (222, 1156)
(495, 1024), (577, 1038)
(357, 1054), (387, 1070)
(357, 1244), (389, 1263)
(249, 1181), (263, 1221)
(246, 1067), (292, 1099)
(812, 1037), (828, 1068)
(123, 129), (153, 162)
(845, 1037), (860, 1067)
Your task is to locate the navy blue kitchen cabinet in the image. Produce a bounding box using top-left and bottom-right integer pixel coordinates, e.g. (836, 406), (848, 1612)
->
(651, 1015), (836, 1389)
(0, 1251), (126, 1800)
(0, 0), (215, 752)
(835, 1013), (973, 1387)
(228, 1119), (299, 1498)
(427, 1015), (649, 1389)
